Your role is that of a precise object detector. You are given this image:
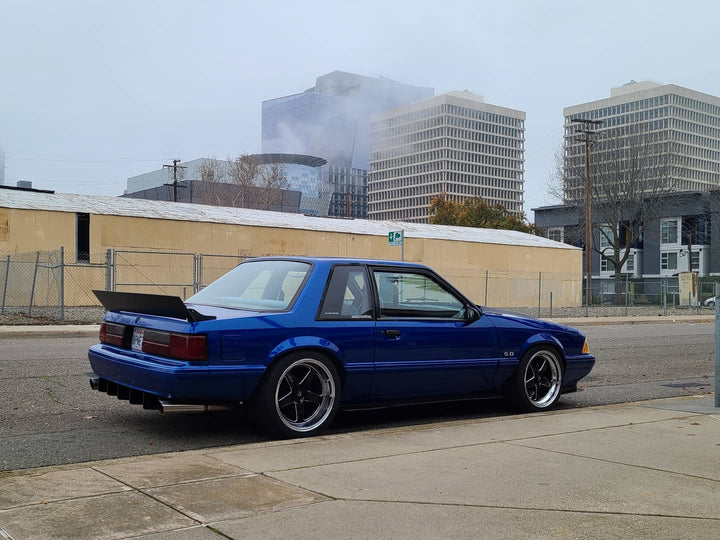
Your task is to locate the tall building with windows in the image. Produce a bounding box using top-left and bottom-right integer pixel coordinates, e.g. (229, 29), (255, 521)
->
(261, 71), (433, 218)
(563, 81), (720, 202)
(368, 92), (525, 223)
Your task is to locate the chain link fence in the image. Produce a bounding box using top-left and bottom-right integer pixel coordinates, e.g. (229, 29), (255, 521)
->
(1, 249), (65, 321)
(2, 246), (718, 323)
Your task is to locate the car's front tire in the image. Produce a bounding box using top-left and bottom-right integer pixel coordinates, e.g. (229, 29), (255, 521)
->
(252, 352), (341, 438)
(508, 346), (563, 412)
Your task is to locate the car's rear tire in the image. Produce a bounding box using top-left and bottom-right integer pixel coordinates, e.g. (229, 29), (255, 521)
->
(252, 352), (340, 438)
(507, 346), (563, 412)
(708, 301), (715, 308)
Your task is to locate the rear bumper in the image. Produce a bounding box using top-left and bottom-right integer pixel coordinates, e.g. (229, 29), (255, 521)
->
(88, 344), (213, 400)
(88, 344), (265, 402)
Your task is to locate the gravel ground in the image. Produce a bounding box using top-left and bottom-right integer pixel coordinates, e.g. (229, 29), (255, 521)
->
(0, 303), (711, 326)
(0, 307), (105, 325)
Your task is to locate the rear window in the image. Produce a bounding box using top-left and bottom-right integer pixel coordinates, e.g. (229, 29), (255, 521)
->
(187, 260), (311, 311)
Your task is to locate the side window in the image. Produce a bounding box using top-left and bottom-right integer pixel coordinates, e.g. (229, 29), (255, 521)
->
(318, 266), (372, 320)
(373, 271), (465, 319)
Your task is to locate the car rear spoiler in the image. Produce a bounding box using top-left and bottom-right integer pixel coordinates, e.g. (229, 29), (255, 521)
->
(92, 290), (216, 322)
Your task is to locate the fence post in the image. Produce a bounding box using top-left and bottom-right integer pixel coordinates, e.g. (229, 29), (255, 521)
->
(193, 254), (199, 294)
(624, 274), (628, 316)
(105, 248), (112, 291)
(28, 251), (40, 316)
(1, 255), (9, 314)
(484, 270), (488, 306)
(537, 271), (542, 318)
(60, 247), (65, 322)
(549, 291), (553, 318)
(112, 249), (116, 291)
(688, 291), (692, 310)
(715, 299), (720, 407)
(663, 279), (667, 317)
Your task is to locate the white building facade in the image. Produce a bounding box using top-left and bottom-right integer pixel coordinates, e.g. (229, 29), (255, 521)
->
(368, 92), (525, 223)
(563, 81), (720, 201)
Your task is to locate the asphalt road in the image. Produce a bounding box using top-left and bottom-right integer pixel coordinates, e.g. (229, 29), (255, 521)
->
(0, 322), (715, 471)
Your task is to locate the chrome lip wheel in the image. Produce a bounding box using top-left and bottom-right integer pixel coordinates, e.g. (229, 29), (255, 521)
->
(275, 358), (335, 432)
(523, 350), (561, 408)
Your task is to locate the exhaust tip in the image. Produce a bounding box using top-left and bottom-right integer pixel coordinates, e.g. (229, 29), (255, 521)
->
(158, 401), (233, 414)
(89, 376), (100, 391)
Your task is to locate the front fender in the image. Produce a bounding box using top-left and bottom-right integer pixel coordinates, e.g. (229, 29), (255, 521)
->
(495, 332), (566, 388)
(519, 333), (566, 361)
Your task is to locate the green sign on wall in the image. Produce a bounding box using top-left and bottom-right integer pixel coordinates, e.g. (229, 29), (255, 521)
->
(388, 231), (403, 246)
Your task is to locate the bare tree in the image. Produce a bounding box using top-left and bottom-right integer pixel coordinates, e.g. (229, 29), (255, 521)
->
(549, 127), (679, 302)
(196, 154), (292, 211)
(257, 162), (288, 211)
(225, 153), (262, 208)
(195, 156), (228, 205)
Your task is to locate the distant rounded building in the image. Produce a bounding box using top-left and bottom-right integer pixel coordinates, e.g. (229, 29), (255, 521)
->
(255, 153), (329, 216)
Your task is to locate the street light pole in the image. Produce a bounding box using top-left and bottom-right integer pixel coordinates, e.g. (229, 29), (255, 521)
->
(572, 118), (603, 308)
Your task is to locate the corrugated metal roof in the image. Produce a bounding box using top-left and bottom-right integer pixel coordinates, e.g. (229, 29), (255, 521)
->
(0, 189), (577, 250)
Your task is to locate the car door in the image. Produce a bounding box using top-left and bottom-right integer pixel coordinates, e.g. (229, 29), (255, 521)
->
(370, 267), (498, 398)
(315, 264), (376, 401)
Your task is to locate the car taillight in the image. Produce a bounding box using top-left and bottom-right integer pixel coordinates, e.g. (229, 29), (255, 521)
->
(169, 333), (207, 360)
(99, 322), (126, 347)
(140, 329), (207, 361)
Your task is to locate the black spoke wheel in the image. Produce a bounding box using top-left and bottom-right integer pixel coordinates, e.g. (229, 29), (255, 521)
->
(252, 352), (340, 438)
(507, 346), (563, 412)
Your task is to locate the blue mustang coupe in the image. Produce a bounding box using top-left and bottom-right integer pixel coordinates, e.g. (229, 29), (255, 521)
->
(88, 257), (594, 438)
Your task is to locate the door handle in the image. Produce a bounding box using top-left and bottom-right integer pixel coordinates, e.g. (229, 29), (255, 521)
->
(382, 329), (401, 338)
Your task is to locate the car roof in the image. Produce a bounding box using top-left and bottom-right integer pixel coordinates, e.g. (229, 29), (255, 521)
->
(244, 256), (430, 269)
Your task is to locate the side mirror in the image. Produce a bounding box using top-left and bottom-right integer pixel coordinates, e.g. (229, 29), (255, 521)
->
(465, 306), (481, 323)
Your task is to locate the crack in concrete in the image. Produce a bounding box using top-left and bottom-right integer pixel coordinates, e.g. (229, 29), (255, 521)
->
(257, 413), (701, 473)
(91, 467), (203, 526)
(504, 440), (720, 484)
(322, 497), (720, 522)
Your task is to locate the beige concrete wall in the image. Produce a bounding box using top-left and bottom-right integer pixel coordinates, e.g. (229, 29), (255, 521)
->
(1, 208), (582, 307)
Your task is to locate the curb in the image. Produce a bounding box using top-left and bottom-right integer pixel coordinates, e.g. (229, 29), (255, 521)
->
(0, 325), (100, 339)
(554, 317), (714, 327)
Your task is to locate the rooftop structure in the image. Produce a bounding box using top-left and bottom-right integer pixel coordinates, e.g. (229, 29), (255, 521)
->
(126, 154), (331, 216)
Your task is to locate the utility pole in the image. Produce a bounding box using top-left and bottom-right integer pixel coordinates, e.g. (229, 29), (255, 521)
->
(163, 159), (187, 202)
(572, 118), (603, 308)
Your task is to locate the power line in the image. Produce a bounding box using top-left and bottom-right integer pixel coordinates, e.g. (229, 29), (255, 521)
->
(4, 156), (171, 163)
(163, 159), (187, 202)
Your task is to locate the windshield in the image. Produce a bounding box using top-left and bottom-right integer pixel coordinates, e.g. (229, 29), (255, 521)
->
(187, 260), (311, 311)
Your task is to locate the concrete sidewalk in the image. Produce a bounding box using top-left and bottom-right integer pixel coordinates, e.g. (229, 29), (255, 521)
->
(0, 313), (715, 339)
(1, 396), (719, 539)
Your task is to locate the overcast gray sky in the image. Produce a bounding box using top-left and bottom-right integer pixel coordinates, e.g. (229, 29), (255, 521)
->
(1, 0), (718, 217)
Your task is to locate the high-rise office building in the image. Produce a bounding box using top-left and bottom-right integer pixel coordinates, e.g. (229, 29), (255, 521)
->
(563, 81), (720, 202)
(261, 71), (433, 218)
(368, 92), (526, 223)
